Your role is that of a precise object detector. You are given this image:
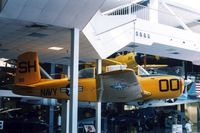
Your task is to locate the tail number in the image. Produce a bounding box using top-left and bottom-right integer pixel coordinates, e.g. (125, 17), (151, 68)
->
(159, 79), (179, 92)
(18, 61), (37, 73)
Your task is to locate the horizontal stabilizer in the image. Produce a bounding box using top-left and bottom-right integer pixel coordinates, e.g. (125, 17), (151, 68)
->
(14, 84), (35, 88)
(102, 59), (122, 66)
(13, 84), (36, 96)
(97, 69), (143, 102)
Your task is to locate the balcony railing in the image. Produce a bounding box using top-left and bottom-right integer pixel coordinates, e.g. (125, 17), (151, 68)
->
(102, 3), (149, 20)
(102, 2), (200, 33)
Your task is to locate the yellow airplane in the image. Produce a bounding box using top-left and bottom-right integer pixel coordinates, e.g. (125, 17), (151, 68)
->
(104, 52), (168, 73)
(106, 52), (138, 69)
(13, 51), (184, 102)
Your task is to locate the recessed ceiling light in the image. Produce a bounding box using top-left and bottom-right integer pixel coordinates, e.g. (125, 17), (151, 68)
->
(48, 47), (63, 51)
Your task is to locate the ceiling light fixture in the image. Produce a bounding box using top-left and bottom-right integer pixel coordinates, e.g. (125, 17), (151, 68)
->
(48, 47), (63, 51)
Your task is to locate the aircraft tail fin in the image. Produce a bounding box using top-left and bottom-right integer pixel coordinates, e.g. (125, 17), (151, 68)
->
(15, 52), (41, 85)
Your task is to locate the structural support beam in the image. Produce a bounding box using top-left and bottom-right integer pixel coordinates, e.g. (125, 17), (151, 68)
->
(180, 61), (187, 112)
(161, 2), (192, 32)
(183, 61), (187, 80)
(48, 106), (54, 133)
(61, 100), (70, 133)
(40, 65), (56, 133)
(69, 28), (79, 133)
(40, 66), (52, 79)
(61, 65), (70, 133)
(48, 64), (56, 133)
(96, 59), (102, 133)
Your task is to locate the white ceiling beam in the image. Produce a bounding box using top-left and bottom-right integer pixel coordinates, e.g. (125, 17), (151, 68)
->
(161, 1), (192, 32)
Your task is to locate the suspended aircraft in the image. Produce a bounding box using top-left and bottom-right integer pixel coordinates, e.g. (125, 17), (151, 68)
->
(107, 52), (200, 107)
(12, 51), (184, 103)
(127, 81), (199, 108)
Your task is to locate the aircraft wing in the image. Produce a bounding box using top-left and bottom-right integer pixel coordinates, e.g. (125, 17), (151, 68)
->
(13, 84), (35, 88)
(97, 69), (143, 102)
(102, 59), (122, 66)
(12, 84), (36, 96)
(141, 64), (168, 68)
(128, 98), (200, 108)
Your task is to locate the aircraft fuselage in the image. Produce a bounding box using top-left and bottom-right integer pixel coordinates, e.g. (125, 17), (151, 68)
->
(137, 75), (184, 100)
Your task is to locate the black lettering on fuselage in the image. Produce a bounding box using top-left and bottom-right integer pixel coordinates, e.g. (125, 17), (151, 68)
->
(18, 61), (37, 73)
(18, 61), (27, 73)
(159, 79), (179, 92)
(40, 88), (57, 97)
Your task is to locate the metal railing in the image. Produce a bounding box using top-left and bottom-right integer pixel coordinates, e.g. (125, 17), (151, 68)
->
(102, 3), (149, 20)
(102, 2), (200, 32)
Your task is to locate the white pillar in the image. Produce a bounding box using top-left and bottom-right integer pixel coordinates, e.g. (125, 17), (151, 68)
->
(48, 64), (55, 133)
(49, 106), (54, 133)
(40, 65), (56, 133)
(61, 100), (70, 133)
(149, 0), (158, 23)
(69, 28), (79, 133)
(96, 59), (102, 133)
(61, 65), (70, 133)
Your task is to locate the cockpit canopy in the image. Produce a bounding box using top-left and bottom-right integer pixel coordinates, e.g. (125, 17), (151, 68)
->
(79, 68), (95, 78)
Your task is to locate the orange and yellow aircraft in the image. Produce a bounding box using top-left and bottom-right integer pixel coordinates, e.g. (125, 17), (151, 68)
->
(12, 52), (184, 102)
(103, 52), (168, 73)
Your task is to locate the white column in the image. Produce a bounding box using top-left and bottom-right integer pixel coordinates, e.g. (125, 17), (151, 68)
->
(61, 65), (70, 133)
(61, 100), (70, 133)
(96, 59), (102, 133)
(69, 28), (79, 133)
(149, 0), (158, 23)
(40, 65), (56, 133)
(49, 106), (54, 133)
(48, 64), (55, 133)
